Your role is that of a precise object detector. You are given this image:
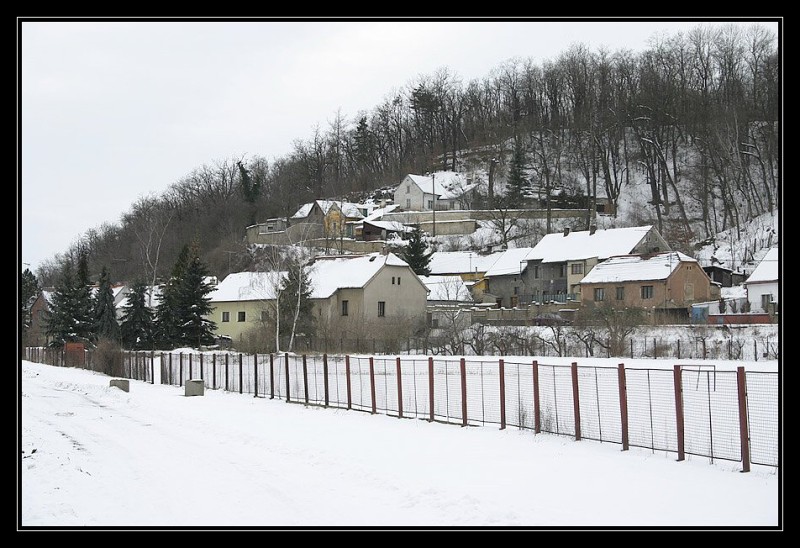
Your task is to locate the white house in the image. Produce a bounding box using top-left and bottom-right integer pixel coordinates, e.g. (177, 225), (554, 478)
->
(393, 172), (479, 211)
(744, 247), (779, 313)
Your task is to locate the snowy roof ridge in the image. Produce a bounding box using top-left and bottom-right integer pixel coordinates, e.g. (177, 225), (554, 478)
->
(580, 251), (696, 284)
(529, 225), (654, 263)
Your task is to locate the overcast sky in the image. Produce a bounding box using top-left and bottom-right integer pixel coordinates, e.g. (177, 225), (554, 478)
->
(18, 18), (780, 275)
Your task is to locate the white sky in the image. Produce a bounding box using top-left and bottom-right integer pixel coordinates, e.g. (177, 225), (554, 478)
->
(20, 356), (780, 529)
(18, 18), (780, 273)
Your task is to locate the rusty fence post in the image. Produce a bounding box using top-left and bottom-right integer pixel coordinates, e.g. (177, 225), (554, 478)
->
(302, 354), (309, 404)
(323, 353), (329, 407)
(571, 362), (581, 441)
(200, 353), (204, 381)
(499, 359), (506, 430)
(150, 351), (155, 384)
(532, 360), (541, 434)
(460, 357), (467, 427)
(618, 363), (629, 451)
(225, 353), (229, 392)
(269, 353), (274, 399)
(396, 357), (403, 418)
(345, 355), (352, 410)
(369, 357), (377, 414)
(239, 353), (243, 394)
(284, 353), (291, 403)
(254, 353), (258, 398)
(212, 354), (217, 390)
(428, 357), (435, 422)
(673, 365), (685, 461)
(737, 367), (751, 473)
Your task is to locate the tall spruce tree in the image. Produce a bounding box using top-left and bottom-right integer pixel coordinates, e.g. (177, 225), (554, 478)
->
(120, 280), (154, 350)
(21, 268), (39, 336)
(92, 266), (119, 342)
(400, 228), (432, 276)
(504, 140), (530, 208)
(44, 260), (80, 347)
(74, 252), (95, 342)
(176, 243), (217, 348)
(154, 244), (190, 348)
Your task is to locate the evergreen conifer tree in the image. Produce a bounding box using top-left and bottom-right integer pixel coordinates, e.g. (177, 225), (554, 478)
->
(92, 266), (119, 342)
(176, 242), (217, 348)
(74, 252), (95, 342)
(504, 140), (530, 208)
(120, 280), (154, 350)
(44, 260), (80, 347)
(154, 244), (190, 348)
(401, 228), (432, 276)
(21, 268), (39, 335)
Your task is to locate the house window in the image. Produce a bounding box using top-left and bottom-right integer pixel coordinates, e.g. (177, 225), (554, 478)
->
(406, 185), (410, 194)
(222, 311), (230, 322)
(641, 285), (654, 299)
(341, 300), (349, 316)
(378, 301), (386, 317)
(533, 265), (539, 279)
(392, 276), (395, 285)
(514, 286), (519, 295)
(397, 277), (400, 285)
(761, 294), (772, 311)
(406, 199), (411, 208)
(594, 288), (605, 302)
(616, 287), (625, 301)
(261, 310), (269, 321)
(560, 264), (567, 277)
(237, 311), (246, 322)
(427, 200), (433, 209)
(571, 263), (583, 275)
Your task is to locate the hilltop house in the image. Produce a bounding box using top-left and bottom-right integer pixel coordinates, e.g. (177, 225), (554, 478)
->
(744, 247), (779, 314)
(393, 172), (479, 211)
(579, 251), (717, 323)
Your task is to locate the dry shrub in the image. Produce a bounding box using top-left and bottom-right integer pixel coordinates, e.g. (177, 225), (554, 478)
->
(94, 338), (125, 377)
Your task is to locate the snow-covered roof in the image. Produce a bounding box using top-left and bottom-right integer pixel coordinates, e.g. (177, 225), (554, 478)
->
(208, 272), (288, 302)
(529, 225), (654, 263)
(429, 251), (502, 275)
(363, 220), (414, 233)
(116, 284), (163, 310)
(745, 247), (779, 284)
(308, 252), (409, 299)
(484, 247), (536, 277)
(404, 172), (478, 200)
(579, 251), (697, 284)
(291, 200), (365, 220)
(419, 275), (472, 302)
(361, 203), (401, 223)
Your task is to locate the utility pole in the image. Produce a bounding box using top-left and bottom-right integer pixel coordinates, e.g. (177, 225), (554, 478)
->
(431, 172), (436, 237)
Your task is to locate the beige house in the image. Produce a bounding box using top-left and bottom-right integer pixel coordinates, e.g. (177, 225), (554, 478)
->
(207, 253), (428, 348)
(579, 251), (718, 322)
(393, 172), (479, 211)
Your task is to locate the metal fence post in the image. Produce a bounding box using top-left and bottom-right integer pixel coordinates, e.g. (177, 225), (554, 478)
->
(284, 353), (291, 403)
(532, 360), (541, 434)
(673, 365), (686, 461)
(302, 354), (309, 404)
(189, 353), (193, 380)
(200, 353), (204, 381)
(428, 357), (434, 422)
(737, 366), (751, 473)
(323, 353), (329, 407)
(571, 362), (581, 441)
(212, 353), (217, 390)
(239, 353), (243, 394)
(345, 355), (352, 410)
(179, 353), (184, 386)
(460, 357), (467, 427)
(499, 358), (506, 430)
(269, 353), (274, 399)
(618, 363), (629, 451)
(369, 356), (377, 414)
(254, 353), (259, 398)
(396, 357), (403, 418)
(225, 353), (229, 392)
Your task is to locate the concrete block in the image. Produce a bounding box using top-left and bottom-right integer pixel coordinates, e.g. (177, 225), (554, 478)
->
(185, 379), (205, 397)
(110, 379), (130, 392)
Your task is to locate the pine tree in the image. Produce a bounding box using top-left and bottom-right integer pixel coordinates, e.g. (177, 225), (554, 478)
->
(21, 268), (39, 335)
(154, 244), (190, 348)
(279, 259), (314, 351)
(401, 228), (432, 276)
(72, 252), (96, 342)
(92, 266), (119, 342)
(44, 261), (80, 347)
(175, 242), (217, 348)
(504, 140), (530, 208)
(120, 280), (154, 350)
